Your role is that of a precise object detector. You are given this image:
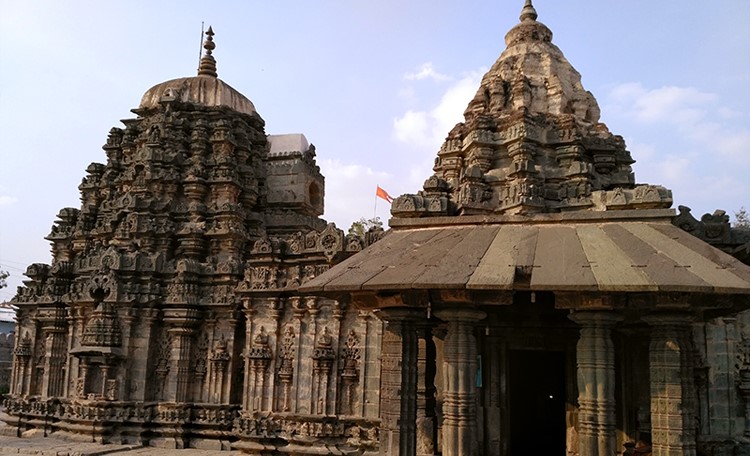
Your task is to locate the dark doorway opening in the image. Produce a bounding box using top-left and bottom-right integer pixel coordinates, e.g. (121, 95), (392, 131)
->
(509, 349), (566, 456)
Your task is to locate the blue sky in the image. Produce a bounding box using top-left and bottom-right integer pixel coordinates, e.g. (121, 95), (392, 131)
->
(1, 0), (749, 299)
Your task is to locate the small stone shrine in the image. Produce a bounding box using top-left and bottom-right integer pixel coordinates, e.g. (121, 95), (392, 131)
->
(302, 2), (750, 455)
(1, 27), (385, 453)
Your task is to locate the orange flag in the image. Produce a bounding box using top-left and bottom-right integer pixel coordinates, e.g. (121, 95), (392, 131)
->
(376, 185), (394, 203)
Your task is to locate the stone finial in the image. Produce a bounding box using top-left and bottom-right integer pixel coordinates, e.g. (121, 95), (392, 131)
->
(198, 26), (218, 77)
(520, 0), (538, 22)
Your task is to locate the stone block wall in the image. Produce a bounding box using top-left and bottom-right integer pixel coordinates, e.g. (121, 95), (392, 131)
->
(694, 310), (750, 454)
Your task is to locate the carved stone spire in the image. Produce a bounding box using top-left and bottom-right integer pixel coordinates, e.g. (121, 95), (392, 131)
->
(390, 0), (673, 218)
(197, 26), (218, 78)
(519, 0), (538, 22)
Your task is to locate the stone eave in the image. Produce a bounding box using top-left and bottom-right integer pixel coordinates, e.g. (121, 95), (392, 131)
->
(388, 208), (676, 229)
(299, 210), (750, 304)
(70, 346), (124, 359)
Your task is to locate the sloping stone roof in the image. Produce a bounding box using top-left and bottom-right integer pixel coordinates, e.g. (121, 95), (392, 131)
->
(302, 210), (750, 296)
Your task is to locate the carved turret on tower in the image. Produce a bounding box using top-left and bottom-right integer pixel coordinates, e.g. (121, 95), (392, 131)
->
(392, 0), (672, 217)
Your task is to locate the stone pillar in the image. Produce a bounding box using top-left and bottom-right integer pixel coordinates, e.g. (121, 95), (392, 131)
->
(433, 308), (486, 456)
(11, 334), (32, 396)
(209, 339), (230, 404)
(569, 311), (622, 456)
(119, 308), (137, 401)
(132, 308), (159, 401)
(163, 308), (199, 402)
(415, 321), (437, 456)
(39, 306), (68, 399)
(64, 306), (82, 398)
(645, 313), (697, 456)
(703, 317), (739, 436)
(241, 299), (256, 411)
(377, 307), (420, 456)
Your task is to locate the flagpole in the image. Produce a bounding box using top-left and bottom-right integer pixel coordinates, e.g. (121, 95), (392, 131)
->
(374, 190), (378, 219)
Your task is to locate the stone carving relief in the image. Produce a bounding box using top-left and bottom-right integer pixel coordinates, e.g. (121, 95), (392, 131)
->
(736, 335), (750, 437)
(154, 331), (173, 399)
(278, 325), (296, 412)
(339, 329), (361, 415)
(192, 332), (210, 399)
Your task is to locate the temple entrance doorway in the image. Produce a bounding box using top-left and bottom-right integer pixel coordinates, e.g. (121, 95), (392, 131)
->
(509, 349), (566, 456)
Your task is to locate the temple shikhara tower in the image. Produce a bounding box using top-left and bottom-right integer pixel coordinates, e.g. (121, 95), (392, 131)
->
(2, 27), (385, 453)
(4, 2), (750, 456)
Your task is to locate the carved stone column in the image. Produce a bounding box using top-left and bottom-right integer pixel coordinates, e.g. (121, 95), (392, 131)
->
(209, 338), (230, 403)
(247, 326), (273, 412)
(312, 327), (335, 414)
(241, 298), (256, 411)
(339, 328), (361, 415)
(64, 306), (82, 398)
(377, 307), (421, 456)
(163, 308), (199, 402)
(277, 325), (296, 412)
(737, 332), (750, 438)
(645, 313), (697, 456)
(133, 308), (159, 401)
(415, 320), (437, 456)
(11, 334), (32, 395)
(569, 311), (622, 456)
(119, 308), (137, 401)
(433, 307), (486, 456)
(38, 306), (68, 398)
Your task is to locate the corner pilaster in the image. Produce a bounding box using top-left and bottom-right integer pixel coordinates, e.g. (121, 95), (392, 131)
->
(644, 313), (697, 456)
(376, 307), (422, 456)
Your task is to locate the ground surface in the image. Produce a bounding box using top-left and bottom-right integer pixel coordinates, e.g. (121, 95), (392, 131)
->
(0, 433), (241, 456)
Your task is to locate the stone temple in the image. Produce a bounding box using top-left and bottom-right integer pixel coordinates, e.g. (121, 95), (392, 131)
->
(4, 2), (750, 456)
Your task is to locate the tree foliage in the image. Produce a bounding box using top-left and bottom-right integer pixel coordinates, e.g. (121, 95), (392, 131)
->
(0, 270), (8, 289)
(736, 207), (750, 232)
(348, 217), (383, 237)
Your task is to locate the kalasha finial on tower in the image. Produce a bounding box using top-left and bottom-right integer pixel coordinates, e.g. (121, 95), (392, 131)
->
(198, 26), (218, 77)
(520, 0), (538, 22)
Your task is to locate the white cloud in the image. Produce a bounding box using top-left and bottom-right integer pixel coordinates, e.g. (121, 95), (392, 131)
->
(625, 140), (657, 163)
(609, 83), (716, 124)
(393, 70), (484, 149)
(319, 159), (394, 229)
(608, 82), (750, 164)
(397, 86), (417, 102)
(0, 196), (18, 207)
(403, 62), (452, 82)
(393, 110), (431, 146)
(605, 82), (750, 216)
